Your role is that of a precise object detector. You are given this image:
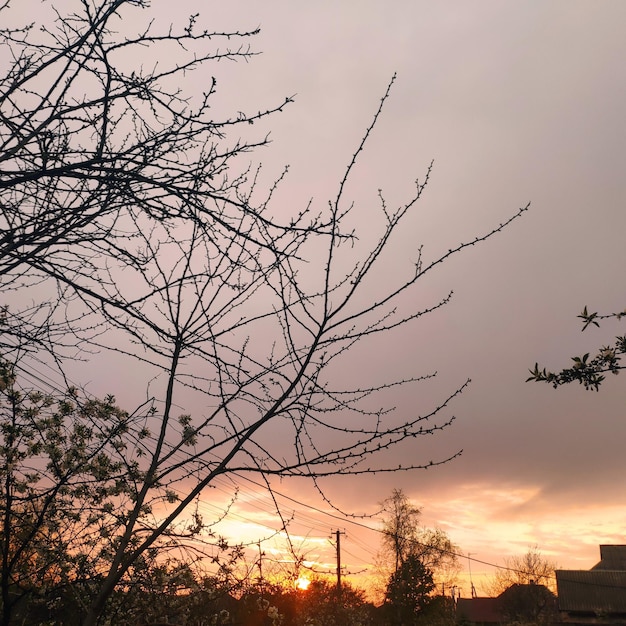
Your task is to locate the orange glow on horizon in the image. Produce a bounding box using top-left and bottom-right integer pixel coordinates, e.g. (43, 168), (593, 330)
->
(295, 577), (311, 591)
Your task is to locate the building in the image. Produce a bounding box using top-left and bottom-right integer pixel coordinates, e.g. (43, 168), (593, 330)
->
(456, 595), (501, 625)
(556, 545), (626, 625)
(456, 583), (556, 625)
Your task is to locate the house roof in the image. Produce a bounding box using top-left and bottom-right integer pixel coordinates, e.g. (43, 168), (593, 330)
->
(456, 584), (555, 624)
(456, 597), (501, 624)
(556, 570), (626, 613)
(556, 544), (626, 614)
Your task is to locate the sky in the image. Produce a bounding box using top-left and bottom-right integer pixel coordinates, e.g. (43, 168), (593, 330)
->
(174, 0), (626, 596)
(8, 0), (626, 599)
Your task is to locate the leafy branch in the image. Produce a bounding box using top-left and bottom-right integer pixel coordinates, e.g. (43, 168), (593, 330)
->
(527, 306), (626, 391)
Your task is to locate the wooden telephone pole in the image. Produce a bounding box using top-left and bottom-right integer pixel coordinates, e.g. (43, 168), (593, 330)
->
(334, 530), (345, 594)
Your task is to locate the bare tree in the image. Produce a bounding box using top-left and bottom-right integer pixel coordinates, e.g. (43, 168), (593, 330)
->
(380, 489), (423, 575)
(377, 489), (459, 606)
(484, 547), (558, 625)
(0, 1), (527, 623)
(0, 0), (295, 362)
(485, 546), (558, 595)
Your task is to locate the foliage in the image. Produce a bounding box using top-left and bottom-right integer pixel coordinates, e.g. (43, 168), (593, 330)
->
(498, 582), (557, 625)
(379, 489), (459, 584)
(287, 578), (374, 626)
(0, 357), (248, 625)
(0, 0), (525, 623)
(0, 357), (133, 625)
(415, 595), (456, 626)
(384, 554), (435, 626)
(380, 489), (423, 574)
(378, 490), (458, 625)
(528, 307), (626, 390)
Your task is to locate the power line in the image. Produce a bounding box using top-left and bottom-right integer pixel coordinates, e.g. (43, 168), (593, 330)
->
(0, 352), (589, 588)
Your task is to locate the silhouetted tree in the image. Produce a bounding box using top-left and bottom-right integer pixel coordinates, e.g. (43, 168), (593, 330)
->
(385, 554), (435, 626)
(0, 357), (134, 626)
(381, 489), (423, 574)
(290, 578), (373, 626)
(378, 490), (459, 597)
(485, 546), (558, 595)
(499, 583), (556, 625)
(0, 1), (526, 624)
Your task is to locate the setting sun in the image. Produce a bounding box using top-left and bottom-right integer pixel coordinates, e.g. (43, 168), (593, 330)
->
(295, 577), (311, 591)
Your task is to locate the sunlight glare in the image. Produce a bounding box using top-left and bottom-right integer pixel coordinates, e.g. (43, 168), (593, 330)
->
(295, 577), (311, 591)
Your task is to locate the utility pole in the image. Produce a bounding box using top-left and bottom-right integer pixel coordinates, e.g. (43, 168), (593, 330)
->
(334, 530), (345, 595)
(467, 552), (477, 598)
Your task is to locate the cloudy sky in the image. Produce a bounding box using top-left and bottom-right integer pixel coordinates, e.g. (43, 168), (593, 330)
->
(12, 0), (626, 597)
(178, 0), (626, 594)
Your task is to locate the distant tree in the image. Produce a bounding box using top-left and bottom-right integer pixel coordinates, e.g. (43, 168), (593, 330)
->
(413, 527), (460, 591)
(385, 553), (435, 626)
(234, 578), (374, 626)
(497, 583), (556, 626)
(289, 578), (374, 626)
(485, 546), (558, 595)
(378, 490), (458, 623)
(379, 489), (459, 585)
(528, 307), (626, 390)
(0, 1), (526, 624)
(381, 489), (423, 574)
(417, 594), (456, 626)
(484, 547), (558, 626)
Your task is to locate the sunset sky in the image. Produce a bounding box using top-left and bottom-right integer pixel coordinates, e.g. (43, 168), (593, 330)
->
(185, 0), (626, 595)
(166, 0), (626, 597)
(10, 0), (626, 600)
